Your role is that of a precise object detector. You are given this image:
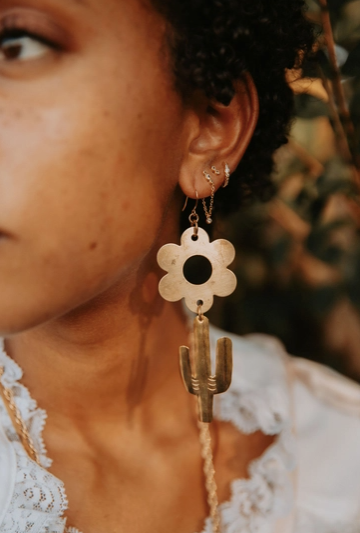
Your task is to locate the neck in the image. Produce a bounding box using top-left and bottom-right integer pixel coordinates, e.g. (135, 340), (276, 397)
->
(4, 256), (193, 436)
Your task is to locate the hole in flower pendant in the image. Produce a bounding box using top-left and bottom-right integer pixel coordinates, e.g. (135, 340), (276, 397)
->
(183, 255), (213, 285)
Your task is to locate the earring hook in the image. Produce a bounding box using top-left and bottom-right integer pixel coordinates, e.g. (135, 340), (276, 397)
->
(182, 192), (199, 212)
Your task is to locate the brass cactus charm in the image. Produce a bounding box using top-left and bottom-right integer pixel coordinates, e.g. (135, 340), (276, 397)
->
(180, 315), (233, 423)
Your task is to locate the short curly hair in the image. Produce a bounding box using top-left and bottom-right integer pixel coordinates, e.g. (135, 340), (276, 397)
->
(152, 0), (315, 218)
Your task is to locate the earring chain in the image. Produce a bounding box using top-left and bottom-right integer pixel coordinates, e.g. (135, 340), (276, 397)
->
(202, 163), (230, 223)
(202, 171), (216, 224)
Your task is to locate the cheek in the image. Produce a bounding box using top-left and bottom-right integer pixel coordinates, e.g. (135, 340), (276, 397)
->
(0, 72), (183, 334)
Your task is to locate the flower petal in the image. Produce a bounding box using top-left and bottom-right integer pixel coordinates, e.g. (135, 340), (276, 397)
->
(211, 239), (236, 267)
(209, 268), (237, 297)
(184, 284), (214, 314)
(157, 243), (183, 273)
(180, 227), (210, 248)
(158, 274), (185, 302)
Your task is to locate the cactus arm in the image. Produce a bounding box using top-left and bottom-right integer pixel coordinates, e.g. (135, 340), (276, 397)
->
(179, 346), (195, 395)
(215, 337), (233, 393)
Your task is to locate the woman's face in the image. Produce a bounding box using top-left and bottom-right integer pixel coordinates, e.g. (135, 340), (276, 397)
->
(0, 0), (187, 334)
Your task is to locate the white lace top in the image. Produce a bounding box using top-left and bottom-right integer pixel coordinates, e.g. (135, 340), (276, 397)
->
(1, 327), (360, 533)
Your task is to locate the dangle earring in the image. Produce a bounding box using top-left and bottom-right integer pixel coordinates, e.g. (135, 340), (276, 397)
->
(157, 191), (236, 421)
(156, 169), (238, 532)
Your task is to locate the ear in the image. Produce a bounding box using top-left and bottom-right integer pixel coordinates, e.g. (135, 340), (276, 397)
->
(179, 73), (259, 199)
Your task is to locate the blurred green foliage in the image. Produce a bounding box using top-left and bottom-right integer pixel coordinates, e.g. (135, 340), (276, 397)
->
(211, 0), (360, 379)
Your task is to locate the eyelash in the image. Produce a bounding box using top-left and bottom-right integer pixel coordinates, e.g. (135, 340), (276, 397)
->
(0, 27), (58, 49)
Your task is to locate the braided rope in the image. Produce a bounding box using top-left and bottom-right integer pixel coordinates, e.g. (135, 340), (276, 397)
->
(0, 366), (41, 465)
(198, 421), (221, 533)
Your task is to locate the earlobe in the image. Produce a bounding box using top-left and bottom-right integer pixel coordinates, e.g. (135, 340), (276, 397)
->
(179, 73), (259, 199)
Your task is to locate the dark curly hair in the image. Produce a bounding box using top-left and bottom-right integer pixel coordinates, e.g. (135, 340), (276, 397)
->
(152, 0), (315, 218)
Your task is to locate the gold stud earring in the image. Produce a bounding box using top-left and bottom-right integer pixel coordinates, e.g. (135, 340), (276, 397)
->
(211, 165), (221, 176)
(202, 171), (216, 225)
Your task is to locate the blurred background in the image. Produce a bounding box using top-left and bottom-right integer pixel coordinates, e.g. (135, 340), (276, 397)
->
(210, 0), (360, 380)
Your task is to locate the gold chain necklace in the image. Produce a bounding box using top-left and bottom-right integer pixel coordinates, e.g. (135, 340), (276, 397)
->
(0, 367), (40, 465)
(0, 365), (221, 533)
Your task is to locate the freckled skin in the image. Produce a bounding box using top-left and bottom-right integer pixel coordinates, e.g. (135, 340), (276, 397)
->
(0, 0), (186, 333)
(0, 1), (271, 533)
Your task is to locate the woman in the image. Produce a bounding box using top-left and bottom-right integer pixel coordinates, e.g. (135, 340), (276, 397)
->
(0, 1), (359, 532)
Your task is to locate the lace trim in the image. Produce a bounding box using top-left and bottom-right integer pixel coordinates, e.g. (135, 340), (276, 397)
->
(216, 385), (288, 436)
(0, 442), (67, 533)
(0, 335), (296, 533)
(198, 428), (296, 533)
(0, 345), (69, 533)
(0, 344), (51, 469)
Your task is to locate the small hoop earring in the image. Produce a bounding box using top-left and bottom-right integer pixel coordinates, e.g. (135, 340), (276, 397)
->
(223, 163), (231, 188)
(202, 171), (216, 225)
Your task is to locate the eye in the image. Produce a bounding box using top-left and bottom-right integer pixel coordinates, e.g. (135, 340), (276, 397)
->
(0, 32), (52, 62)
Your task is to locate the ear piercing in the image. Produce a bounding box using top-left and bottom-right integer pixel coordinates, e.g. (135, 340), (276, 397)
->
(211, 163), (231, 187)
(201, 163), (231, 224)
(223, 163), (231, 188)
(202, 171), (216, 224)
(211, 166), (221, 176)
